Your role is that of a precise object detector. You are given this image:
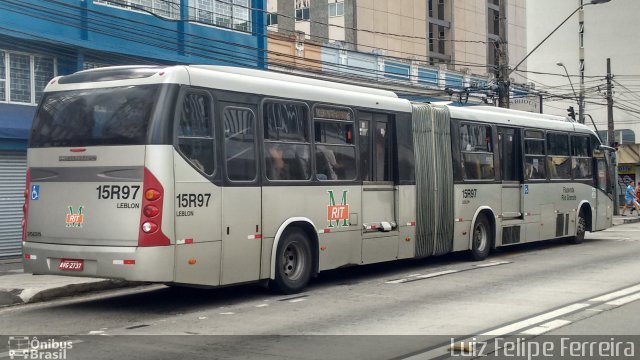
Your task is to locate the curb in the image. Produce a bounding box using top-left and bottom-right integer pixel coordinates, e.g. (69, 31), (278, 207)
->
(622, 217), (640, 225)
(0, 279), (139, 307)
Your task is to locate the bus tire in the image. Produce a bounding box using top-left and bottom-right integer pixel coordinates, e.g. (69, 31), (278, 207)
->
(271, 228), (313, 294)
(568, 211), (586, 244)
(470, 214), (491, 261)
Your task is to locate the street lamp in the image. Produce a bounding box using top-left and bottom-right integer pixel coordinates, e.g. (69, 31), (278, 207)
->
(556, 62), (580, 113)
(499, 0), (612, 107)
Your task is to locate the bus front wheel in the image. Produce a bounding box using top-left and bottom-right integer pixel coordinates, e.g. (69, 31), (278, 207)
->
(470, 214), (491, 261)
(568, 212), (586, 244)
(271, 228), (312, 294)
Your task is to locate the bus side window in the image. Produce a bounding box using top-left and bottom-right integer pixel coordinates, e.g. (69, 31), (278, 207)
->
(263, 101), (311, 181)
(571, 135), (592, 180)
(460, 123), (494, 180)
(177, 92), (215, 175)
(524, 130), (546, 180)
(223, 107), (257, 181)
(313, 119), (356, 181)
(546, 132), (571, 180)
(359, 114), (372, 181)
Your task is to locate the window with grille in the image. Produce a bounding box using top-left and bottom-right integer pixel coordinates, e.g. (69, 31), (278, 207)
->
(295, 0), (310, 21)
(0, 50), (56, 105)
(95, 0), (180, 19)
(189, 0), (252, 32)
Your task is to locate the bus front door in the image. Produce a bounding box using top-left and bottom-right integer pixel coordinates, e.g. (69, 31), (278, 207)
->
(359, 112), (398, 264)
(498, 127), (523, 220)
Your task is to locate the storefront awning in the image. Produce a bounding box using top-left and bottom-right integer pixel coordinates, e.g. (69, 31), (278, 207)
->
(0, 103), (36, 140)
(617, 144), (640, 164)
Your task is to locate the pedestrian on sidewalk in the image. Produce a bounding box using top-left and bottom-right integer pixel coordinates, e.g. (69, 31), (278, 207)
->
(621, 181), (640, 216)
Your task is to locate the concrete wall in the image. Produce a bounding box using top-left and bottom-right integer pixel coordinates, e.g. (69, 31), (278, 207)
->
(355, 0), (427, 60)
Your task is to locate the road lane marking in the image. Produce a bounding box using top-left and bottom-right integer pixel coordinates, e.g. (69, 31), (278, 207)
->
(481, 303), (590, 336)
(386, 270), (458, 284)
(606, 292), (640, 306)
(289, 298), (307, 303)
(473, 261), (511, 268)
(589, 284), (640, 302)
(219, 312), (235, 315)
(386, 261), (512, 284)
(255, 303), (269, 308)
(521, 319), (571, 335)
(279, 295), (308, 302)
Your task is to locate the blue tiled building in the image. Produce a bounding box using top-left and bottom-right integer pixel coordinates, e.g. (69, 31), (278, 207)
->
(0, 0), (267, 257)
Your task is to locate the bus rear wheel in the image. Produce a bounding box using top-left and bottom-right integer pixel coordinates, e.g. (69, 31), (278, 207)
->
(568, 212), (586, 244)
(470, 214), (491, 261)
(271, 228), (312, 294)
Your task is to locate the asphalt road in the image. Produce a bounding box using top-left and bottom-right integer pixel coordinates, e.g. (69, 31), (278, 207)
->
(1, 223), (640, 359)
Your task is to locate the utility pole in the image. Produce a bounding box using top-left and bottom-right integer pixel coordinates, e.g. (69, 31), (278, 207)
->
(606, 57), (619, 215)
(497, 0), (510, 108)
(578, 1), (586, 124)
(606, 58), (614, 146)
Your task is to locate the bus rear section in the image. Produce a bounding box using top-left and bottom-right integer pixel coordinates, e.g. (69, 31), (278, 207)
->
(23, 78), (178, 282)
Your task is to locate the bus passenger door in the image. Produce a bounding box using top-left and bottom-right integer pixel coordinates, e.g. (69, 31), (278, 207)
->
(219, 104), (262, 285)
(173, 91), (223, 286)
(594, 156), (613, 230)
(498, 127), (523, 219)
(359, 112), (398, 264)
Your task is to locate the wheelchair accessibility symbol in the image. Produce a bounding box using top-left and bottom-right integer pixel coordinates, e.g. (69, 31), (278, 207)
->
(524, 184), (529, 195)
(31, 185), (40, 200)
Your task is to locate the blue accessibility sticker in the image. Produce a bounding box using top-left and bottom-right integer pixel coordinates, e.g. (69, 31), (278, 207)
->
(31, 185), (40, 200)
(524, 184), (529, 195)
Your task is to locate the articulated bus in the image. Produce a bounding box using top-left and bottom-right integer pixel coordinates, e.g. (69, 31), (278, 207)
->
(22, 66), (615, 293)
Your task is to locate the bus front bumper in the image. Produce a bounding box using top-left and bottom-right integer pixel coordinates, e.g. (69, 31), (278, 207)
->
(22, 241), (174, 282)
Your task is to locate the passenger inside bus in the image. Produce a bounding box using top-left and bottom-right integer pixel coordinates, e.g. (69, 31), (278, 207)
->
(267, 143), (309, 180)
(267, 144), (289, 180)
(316, 147), (338, 180)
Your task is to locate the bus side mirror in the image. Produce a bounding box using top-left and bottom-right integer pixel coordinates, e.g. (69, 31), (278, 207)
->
(598, 145), (617, 152)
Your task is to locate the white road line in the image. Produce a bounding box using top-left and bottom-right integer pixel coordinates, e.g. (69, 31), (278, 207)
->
(386, 270), (458, 284)
(289, 298), (307, 303)
(481, 303), (590, 336)
(255, 303), (269, 308)
(415, 270), (459, 279)
(386, 279), (408, 284)
(521, 319), (571, 335)
(590, 284), (640, 302)
(219, 312), (235, 315)
(473, 261), (512, 268)
(606, 292), (640, 306)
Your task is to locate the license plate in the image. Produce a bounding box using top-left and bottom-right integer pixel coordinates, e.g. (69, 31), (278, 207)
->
(59, 259), (84, 271)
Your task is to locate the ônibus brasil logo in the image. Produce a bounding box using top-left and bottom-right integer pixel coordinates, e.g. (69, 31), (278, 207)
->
(327, 190), (349, 228)
(65, 206), (85, 228)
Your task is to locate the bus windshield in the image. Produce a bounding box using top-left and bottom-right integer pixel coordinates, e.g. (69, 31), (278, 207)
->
(30, 85), (160, 147)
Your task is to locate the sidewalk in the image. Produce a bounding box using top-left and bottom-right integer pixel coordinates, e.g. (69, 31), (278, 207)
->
(0, 258), (136, 307)
(1, 216), (638, 307)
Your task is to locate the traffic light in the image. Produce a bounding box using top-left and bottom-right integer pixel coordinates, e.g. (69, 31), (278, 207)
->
(567, 106), (576, 120)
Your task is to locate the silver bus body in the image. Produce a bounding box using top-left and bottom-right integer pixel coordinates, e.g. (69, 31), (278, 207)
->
(22, 66), (614, 292)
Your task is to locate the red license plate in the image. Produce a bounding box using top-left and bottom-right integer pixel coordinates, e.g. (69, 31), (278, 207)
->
(59, 259), (84, 271)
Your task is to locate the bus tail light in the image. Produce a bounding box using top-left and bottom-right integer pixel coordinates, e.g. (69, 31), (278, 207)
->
(143, 205), (160, 217)
(138, 168), (170, 247)
(145, 189), (161, 201)
(22, 169), (30, 242)
(141, 221), (158, 234)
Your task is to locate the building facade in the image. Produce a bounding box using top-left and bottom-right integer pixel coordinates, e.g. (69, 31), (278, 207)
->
(267, 0), (527, 80)
(0, 0), (267, 258)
